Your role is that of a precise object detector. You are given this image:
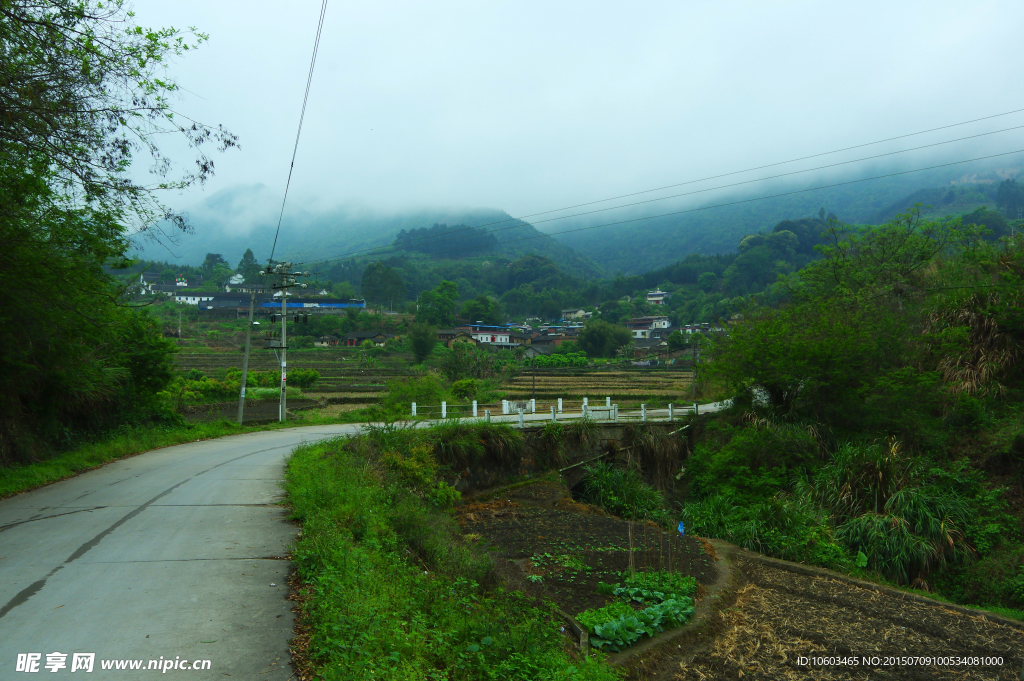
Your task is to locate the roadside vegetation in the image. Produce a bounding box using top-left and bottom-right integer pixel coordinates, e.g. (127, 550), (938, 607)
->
(285, 423), (618, 681)
(677, 208), (1024, 619)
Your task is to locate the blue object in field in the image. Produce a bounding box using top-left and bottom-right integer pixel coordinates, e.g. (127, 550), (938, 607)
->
(678, 521), (685, 536)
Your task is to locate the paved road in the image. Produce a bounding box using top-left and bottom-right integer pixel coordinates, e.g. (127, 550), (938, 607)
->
(0, 404), (725, 678)
(0, 425), (358, 679)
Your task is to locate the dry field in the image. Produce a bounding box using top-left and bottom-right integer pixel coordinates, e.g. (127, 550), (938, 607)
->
(504, 368), (694, 404)
(630, 552), (1024, 681)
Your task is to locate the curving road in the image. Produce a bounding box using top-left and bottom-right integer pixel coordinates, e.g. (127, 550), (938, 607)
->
(0, 405), (724, 678)
(0, 425), (358, 679)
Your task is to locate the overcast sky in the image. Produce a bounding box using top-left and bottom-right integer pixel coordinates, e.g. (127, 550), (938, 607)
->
(135, 0), (1024, 223)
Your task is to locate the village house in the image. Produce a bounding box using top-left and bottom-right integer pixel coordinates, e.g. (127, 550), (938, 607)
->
(626, 315), (672, 340)
(561, 308), (592, 321)
(454, 324), (528, 349)
(343, 331), (392, 347)
(436, 329), (479, 348)
(646, 290), (670, 305)
(313, 335), (340, 348)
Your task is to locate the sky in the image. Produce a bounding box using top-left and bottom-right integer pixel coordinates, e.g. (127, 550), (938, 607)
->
(134, 0), (1024, 227)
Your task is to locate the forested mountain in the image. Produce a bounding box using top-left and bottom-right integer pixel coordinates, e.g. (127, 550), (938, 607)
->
(544, 163), (1024, 274)
(135, 185), (601, 278)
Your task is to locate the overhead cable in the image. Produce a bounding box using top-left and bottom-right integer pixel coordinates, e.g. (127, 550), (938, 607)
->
(268, 0), (329, 264)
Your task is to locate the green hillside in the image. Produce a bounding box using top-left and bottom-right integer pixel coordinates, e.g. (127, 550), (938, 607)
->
(546, 163), (1024, 274)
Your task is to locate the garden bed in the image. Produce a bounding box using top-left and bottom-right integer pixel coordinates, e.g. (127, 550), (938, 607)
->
(456, 480), (717, 623)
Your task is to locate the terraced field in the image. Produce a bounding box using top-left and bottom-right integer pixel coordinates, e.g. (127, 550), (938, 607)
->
(176, 353), (697, 413)
(174, 352), (414, 406)
(504, 368), (694, 404)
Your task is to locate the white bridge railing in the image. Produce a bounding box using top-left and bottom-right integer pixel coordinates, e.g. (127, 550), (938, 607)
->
(409, 397), (701, 426)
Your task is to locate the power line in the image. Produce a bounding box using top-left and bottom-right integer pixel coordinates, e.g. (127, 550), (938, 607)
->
(343, 148), (1024, 262)
(499, 106), (1024, 222)
(298, 123), (1024, 266)
(268, 0), (328, 264)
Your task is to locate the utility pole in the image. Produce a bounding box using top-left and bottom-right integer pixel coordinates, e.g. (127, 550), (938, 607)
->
(236, 290), (257, 425)
(177, 310), (182, 339)
(692, 338), (699, 400)
(266, 263), (310, 422)
(532, 354), (536, 403)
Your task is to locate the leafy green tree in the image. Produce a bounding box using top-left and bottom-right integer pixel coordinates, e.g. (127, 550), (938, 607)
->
(201, 253), (228, 272)
(996, 179), (1024, 218)
(577, 320), (632, 358)
(236, 248), (261, 283)
(960, 206), (1010, 240)
(361, 262), (406, 310)
(0, 0), (236, 232)
(417, 281), (459, 327)
(667, 330), (687, 351)
(709, 209), (986, 429)
(409, 323), (437, 363)
(0, 1), (233, 463)
(461, 296), (502, 325)
(697, 272), (717, 292)
(331, 281), (357, 299)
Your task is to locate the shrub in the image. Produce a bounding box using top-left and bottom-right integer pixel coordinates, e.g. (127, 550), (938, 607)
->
(681, 492), (848, 569)
(248, 386), (302, 400)
(685, 421), (818, 502)
(288, 368), (321, 389)
(379, 375), (447, 418)
(286, 437), (617, 680)
(581, 462), (666, 521)
(452, 378), (477, 400)
(532, 352), (588, 368)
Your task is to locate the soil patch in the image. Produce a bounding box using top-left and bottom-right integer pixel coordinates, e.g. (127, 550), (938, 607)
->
(457, 481), (716, 618)
(659, 554), (1024, 681)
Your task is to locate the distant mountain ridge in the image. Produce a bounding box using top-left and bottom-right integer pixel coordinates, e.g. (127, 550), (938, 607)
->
(542, 161), (1024, 274)
(131, 184), (602, 278)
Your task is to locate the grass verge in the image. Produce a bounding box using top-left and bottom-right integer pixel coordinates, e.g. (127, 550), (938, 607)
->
(285, 427), (620, 680)
(0, 407), (373, 500)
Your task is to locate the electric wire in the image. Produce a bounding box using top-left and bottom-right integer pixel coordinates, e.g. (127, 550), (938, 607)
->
(318, 106), (1024, 261)
(268, 0), (328, 265)
(298, 123), (1024, 266)
(329, 148), (1024, 262)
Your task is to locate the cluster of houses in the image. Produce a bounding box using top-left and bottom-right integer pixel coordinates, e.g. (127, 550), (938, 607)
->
(145, 274), (721, 354)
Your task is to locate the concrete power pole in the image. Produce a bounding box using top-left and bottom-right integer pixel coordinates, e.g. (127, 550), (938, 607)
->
(236, 290), (257, 425)
(267, 263), (310, 422)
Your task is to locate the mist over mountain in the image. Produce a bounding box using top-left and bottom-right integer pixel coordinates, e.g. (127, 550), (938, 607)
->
(132, 184), (601, 277)
(539, 160), (1024, 274)
(133, 159), (1023, 278)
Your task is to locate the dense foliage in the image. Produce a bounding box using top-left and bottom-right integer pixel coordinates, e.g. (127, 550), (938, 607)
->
(286, 426), (615, 680)
(0, 1), (233, 464)
(684, 208), (1024, 608)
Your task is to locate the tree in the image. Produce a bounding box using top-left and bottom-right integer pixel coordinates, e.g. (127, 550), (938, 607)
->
(960, 207), (1010, 240)
(708, 209), (989, 429)
(331, 281), (357, 299)
(0, 0), (236, 234)
(0, 1), (233, 463)
(996, 179), (1024, 218)
(461, 296), (502, 325)
(698, 272), (717, 292)
(417, 281), (459, 327)
(202, 253), (228, 272)
(577, 320), (632, 358)
(409, 323), (437, 363)
(667, 330), (687, 351)
(236, 248), (261, 282)
(361, 262), (406, 310)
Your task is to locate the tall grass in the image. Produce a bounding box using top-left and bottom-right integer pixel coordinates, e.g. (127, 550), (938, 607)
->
(581, 461), (667, 522)
(286, 436), (617, 680)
